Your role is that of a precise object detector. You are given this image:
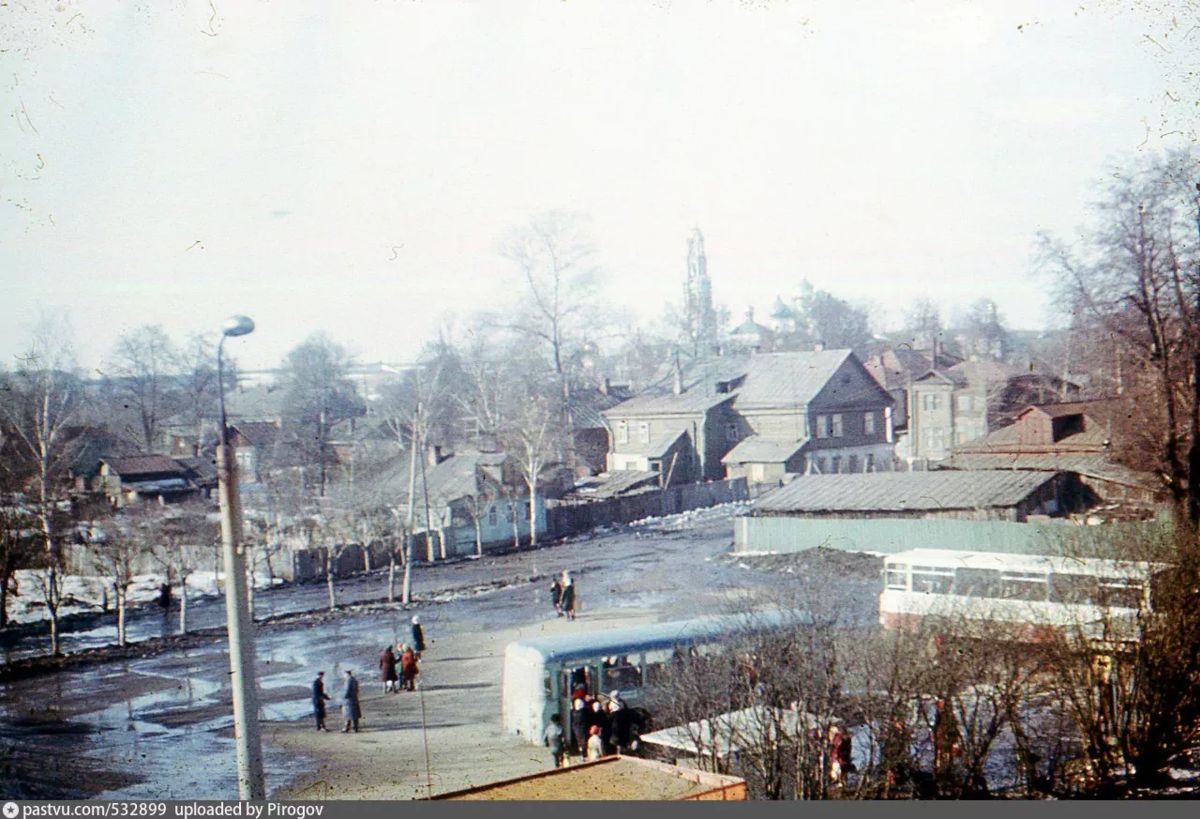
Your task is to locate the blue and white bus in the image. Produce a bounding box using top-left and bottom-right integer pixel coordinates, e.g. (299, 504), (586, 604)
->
(502, 610), (814, 743)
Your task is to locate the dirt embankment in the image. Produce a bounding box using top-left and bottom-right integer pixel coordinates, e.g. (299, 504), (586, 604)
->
(715, 548), (883, 580)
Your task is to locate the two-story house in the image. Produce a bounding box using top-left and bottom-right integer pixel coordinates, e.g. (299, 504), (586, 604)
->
(725, 350), (895, 482)
(603, 350), (896, 489)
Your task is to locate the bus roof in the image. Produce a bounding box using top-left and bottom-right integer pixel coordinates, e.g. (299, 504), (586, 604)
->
(505, 610), (814, 664)
(884, 548), (1165, 578)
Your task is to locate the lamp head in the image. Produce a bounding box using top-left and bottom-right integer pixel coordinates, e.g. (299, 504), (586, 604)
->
(222, 315), (255, 338)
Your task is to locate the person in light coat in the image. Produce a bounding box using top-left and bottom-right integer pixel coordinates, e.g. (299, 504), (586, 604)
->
(410, 615), (426, 656)
(341, 670), (361, 733)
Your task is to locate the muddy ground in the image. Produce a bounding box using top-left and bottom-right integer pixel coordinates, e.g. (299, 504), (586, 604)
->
(0, 511), (880, 799)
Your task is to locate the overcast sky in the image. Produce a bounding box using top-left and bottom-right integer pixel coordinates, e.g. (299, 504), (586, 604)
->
(1, 1), (1194, 374)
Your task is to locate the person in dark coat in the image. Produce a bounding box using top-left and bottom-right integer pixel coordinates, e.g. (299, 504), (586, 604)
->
(341, 670), (361, 733)
(380, 645), (399, 693)
(410, 615), (426, 656)
(550, 578), (564, 617)
(311, 671), (332, 732)
(400, 645), (420, 691)
(560, 572), (577, 621)
(569, 695), (589, 759)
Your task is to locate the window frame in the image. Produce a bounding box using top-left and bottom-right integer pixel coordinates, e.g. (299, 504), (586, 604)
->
(638, 422), (650, 444)
(617, 421), (629, 445)
(864, 412), (876, 436)
(831, 414), (843, 438)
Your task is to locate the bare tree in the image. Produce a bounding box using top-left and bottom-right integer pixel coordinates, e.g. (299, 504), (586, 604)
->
(0, 318), (83, 655)
(502, 392), (562, 551)
(109, 324), (181, 452)
(0, 485), (36, 630)
(500, 212), (606, 470)
(174, 333), (223, 456)
(1040, 148), (1200, 528)
(278, 333), (361, 498)
(88, 519), (152, 647)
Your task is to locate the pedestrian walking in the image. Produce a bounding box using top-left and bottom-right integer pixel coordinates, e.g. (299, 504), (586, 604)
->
(550, 578), (564, 617)
(410, 615), (426, 656)
(586, 725), (605, 761)
(400, 644), (420, 692)
(543, 713), (566, 769)
(380, 645), (399, 693)
(341, 670), (361, 733)
(560, 571), (577, 621)
(311, 671), (332, 732)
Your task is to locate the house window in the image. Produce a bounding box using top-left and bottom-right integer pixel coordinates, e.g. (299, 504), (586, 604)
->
(864, 412), (876, 436)
(865, 454), (875, 472)
(617, 422), (628, 444)
(848, 455), (859, 473)
(817, 457), (827, 474)
(830, 456), (841, 474)
(505, 504), (514, 522)
(638, 422), (650, 444)
(488, 506), (497, 527)
(923, 394), (941, 412)
(831, 414), (843, 438)
(726, 422), (739, 442)
(956, 431), (968, 445)
(956, 395), (972, 413)
(815, 415), (829, 439)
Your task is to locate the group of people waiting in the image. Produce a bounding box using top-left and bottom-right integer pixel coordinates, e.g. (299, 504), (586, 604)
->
(380, 615), (426, 693)
(542, 684), (635, 768)
(309, 615), (429, 733)
(549, 571), (577, 620)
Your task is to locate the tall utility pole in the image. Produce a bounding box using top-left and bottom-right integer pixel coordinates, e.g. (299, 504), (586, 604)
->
(217, 315), (266, 801)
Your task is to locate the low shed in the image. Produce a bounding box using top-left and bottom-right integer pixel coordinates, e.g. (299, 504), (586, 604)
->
(427, 755), (746, 801)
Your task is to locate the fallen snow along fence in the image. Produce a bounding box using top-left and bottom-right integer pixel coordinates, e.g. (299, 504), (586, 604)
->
(546, 478), (749, 538)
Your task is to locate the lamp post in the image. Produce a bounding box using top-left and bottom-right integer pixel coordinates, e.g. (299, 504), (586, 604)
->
(217, 315), (266, 801)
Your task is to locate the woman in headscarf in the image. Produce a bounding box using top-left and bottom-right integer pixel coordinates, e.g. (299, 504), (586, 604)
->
(399, 644), (420, 691)
(559, 571), (577, 621)
(410, 615), (426, 656)
(379, 644), (399, 693)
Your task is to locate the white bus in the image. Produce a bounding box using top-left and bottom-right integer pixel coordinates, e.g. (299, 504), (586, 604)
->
(502, 610), (813, 744)
(879, 548), (1166, 645)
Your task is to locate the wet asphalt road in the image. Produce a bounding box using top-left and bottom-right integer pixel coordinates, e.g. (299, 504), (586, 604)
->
(0, 509), (882, 799)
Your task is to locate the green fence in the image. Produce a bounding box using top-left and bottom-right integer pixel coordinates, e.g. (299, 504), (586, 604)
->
(733, 514), (1171, 558)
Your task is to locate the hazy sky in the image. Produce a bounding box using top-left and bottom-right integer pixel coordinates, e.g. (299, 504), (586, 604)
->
(1, 1), (1195, 373)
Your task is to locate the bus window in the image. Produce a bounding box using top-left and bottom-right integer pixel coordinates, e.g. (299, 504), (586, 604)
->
(911, 566), (954, 594)
(1050, 574), (1100, 606)
(885, 564), (909, 591)
(603, 661), (642, 691)
(955, 568), (1001, 598)
(1097, 579), (1144, 610)
(1000, 572), (1048, 602)
(544, 674), (553, 696)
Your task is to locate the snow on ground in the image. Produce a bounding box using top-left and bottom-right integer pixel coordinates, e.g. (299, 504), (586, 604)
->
(5, 569), (283, 625)
(628, 501), (751, 531)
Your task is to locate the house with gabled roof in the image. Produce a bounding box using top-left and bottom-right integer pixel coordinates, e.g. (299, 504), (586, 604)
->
(939, 399), (1161, 509)
(603, 350), (896, 488)
(97, 454), (200, 507)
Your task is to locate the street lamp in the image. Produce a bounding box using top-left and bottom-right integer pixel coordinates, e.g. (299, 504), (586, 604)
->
(217, 315), (266, 801)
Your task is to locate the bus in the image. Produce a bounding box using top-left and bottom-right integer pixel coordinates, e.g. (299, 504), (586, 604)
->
(879, 548), (1167, 645)
(502, 610), (813, 744)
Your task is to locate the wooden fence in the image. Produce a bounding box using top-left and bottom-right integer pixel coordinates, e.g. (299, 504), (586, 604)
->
(545, 478), (749, 539)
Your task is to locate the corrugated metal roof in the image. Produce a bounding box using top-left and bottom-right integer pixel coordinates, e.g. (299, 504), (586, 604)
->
(721, 436), (808, 465)
(752, 470), (1058, 515)
(937, 453), (1153, 489)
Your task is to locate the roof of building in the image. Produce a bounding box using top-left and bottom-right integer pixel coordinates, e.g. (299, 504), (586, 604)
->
(640, 706), (820, 760)
(1020, 400), (1115, 420)
(721, 436), (809, 465)
(102, 454), (189, 477)
(572, 386), (625, 430)
(353, 449), (514, 509)
(752, 470), (1059, 515)
(571, 470), (661, 499)
(176, 456), (219, 483)
(945, 358), (1022, 386)
(231, 421), (281, 448)
(430, 756), (745, 801)
(735, 350), (871, 409)
(955, 416), (1110, 453)
(604, 350), (887, 420)
(864, 348), (935, 391)
(936, 453), (1153, 490)
(122, 477), (194, 494)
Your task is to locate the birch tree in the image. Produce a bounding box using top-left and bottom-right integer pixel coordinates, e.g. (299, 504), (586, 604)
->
(0, 319), (83, 655)
(109, 324), (181, 452)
